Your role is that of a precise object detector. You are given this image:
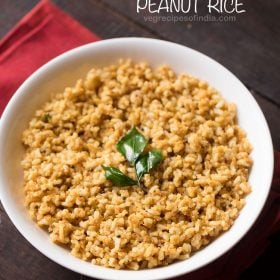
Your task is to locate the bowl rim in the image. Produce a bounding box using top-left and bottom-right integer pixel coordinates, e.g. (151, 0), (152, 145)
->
(0, 37), (274, 280)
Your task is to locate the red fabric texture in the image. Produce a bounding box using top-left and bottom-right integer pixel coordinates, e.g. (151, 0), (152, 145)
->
(0, 1), (279, 279)
(0, 0), (99, 115)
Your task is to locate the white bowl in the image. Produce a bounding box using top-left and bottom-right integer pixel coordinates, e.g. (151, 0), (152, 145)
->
(0, 38), (274, 280)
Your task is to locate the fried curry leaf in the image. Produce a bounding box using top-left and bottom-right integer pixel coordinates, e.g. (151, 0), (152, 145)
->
(116, 127), (148, 165)
(135, 150), (163, 182)
(102, 165), (137, 187)
(42, 113), (51, 123)
(102, 127), (163, 189)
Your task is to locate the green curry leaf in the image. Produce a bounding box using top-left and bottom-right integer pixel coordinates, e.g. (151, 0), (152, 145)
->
(116, 127), (148, 165)
(135, 150), (163, 182)
(42, 113), (51, 123)
(102, 165), (137, 187)
(102, 127), (163, 189)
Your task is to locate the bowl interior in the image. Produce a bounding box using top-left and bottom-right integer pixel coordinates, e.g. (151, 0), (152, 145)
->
(0, 38), (273, 280)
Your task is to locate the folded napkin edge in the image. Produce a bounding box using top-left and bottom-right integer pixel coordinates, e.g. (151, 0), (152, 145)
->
(0, 0), (100, 62)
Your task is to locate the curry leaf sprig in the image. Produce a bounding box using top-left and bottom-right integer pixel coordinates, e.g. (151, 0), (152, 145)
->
(102, 127), (163, 189)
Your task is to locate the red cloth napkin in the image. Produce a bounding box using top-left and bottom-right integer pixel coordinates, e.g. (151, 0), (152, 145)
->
(0, 1), (279, 279)
(0, 0), (99, 115)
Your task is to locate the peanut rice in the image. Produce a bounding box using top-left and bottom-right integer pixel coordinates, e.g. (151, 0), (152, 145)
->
(22, 60), (252, 269)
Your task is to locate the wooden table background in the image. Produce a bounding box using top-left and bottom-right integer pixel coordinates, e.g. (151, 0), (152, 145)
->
(0, 0), (279, 279)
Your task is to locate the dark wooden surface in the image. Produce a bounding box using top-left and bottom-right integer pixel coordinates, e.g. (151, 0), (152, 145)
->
(0, 0), (279, 279)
